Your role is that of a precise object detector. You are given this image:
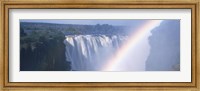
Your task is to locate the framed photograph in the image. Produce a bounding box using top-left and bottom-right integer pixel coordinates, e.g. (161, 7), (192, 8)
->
(0, 0), (199, 91)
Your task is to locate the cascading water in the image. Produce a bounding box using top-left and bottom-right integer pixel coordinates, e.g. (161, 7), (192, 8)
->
(63, 35), (128, 71)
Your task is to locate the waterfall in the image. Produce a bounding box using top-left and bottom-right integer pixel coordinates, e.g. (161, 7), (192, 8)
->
(63, 35), (128, 71)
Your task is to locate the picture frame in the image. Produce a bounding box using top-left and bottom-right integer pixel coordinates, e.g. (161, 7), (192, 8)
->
(0, 0), (199, 91)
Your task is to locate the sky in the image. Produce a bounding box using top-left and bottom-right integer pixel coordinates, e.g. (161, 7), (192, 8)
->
(20, 19), (180, 71)
(20, 19), (148, 26)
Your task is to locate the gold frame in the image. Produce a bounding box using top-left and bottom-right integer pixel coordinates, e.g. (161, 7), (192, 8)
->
(0, 0), (199, 91)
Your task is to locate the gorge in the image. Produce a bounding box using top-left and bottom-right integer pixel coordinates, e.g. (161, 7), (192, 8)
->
(20, 20), (180, 71)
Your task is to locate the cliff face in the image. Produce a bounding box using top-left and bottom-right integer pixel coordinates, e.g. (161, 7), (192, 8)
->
(146, 20), (180, 71)
(20, 22), (128, 71)
(20, 29), (71, 71)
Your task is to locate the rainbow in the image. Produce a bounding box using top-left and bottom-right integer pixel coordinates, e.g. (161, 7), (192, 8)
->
(102, 20), (163, 71)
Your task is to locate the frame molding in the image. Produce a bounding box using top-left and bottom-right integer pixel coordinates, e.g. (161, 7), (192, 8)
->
(0, 0), (199, 91)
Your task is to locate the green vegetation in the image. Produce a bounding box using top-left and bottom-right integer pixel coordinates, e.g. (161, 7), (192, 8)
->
(20, 22), (127, 71)
(20, 25), (71, 71)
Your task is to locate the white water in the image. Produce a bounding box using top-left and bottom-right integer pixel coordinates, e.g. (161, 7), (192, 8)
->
(64, 34), (151, 71)
(63, 35), (128, 71)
